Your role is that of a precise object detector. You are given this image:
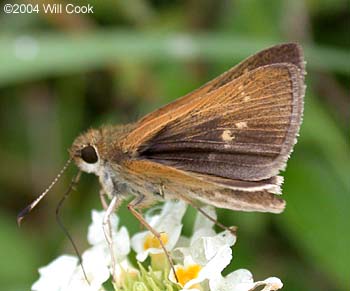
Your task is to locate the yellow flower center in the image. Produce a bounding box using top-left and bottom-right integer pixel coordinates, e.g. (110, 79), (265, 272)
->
(175, 264), (202, 287)
(143, 232), (169, 250)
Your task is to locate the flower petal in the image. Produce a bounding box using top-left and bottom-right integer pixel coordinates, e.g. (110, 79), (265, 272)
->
(131, 201), (186, 261)
(257, 277), (283, 291)
(86, 232), (130, 268)
(32, 255), (78, 291)
(209, 270), (283, 291)
(194, 206), (216, 231)
(189, 230), (236, 266)
(191, 206), (217, 244)
(150, 200), (187, 231)
(65, 248), (110, 291)
(87, 210), (119, 246)
(184, 244), (232, 289)
(171, 231), (234, 290)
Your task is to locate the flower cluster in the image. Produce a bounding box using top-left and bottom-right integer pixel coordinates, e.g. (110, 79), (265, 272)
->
(32, 201), (283, 291)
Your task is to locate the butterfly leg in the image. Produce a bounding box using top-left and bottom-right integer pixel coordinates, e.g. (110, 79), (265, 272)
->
(127, 196), (179, 282)
(99, 189), (109, 210)
(182, 197), (237, 235)
(157, 183), (165, 198)
(196, 206), (237, 235)
(103, 195), (121, 282)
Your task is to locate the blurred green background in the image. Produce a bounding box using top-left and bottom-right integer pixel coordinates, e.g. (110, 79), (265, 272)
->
(0, 0), (349, 290)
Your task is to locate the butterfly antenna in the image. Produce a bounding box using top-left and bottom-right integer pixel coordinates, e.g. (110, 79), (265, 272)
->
(55, 171), (90, 284)
(17, 157), (73, 226)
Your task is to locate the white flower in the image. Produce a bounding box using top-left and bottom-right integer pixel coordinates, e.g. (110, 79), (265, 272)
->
(87, 210), (130, 265)
(191, 206), (217, 243)
(88, 210), (119, 245)
(131, 200), (187, 261)
(65, 248), (110, 291)
(32, 209), (132, 291)
(31, 206), (284, 291)
(31, 251), (110, 291)
(173, 206), (217, 255)
(209, 269), (283, 291)
(32, 255), (78, 291)
(170, 230), (236, 290)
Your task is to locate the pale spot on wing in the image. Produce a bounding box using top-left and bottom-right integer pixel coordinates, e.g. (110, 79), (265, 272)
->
(243, 95), (251, 102)
(221, 130), (235, 142)
(235, 121), (248, 129)
(238, 85), (243, 90)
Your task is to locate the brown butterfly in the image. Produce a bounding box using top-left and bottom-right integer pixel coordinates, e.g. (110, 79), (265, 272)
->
(68, 41), (304, 213)
(18, 43), (305, 272)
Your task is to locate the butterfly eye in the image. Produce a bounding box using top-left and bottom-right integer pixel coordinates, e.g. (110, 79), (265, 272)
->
(81, 145), (98, 164)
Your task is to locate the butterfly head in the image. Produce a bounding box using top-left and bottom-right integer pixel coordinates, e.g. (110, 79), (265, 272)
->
(70, 128), (104, 175)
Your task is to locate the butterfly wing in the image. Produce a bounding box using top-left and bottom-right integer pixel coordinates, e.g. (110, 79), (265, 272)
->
(121, 43), (305, 213)
(137, 63), (304, 181)
(122, 43), (304, 151)
(138, 42), (304, 125)
(122, 159), (286, 213)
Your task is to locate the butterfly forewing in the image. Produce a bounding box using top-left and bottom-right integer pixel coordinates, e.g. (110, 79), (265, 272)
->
(138, 63), (304, 181)
(122, 43), (304, 152)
